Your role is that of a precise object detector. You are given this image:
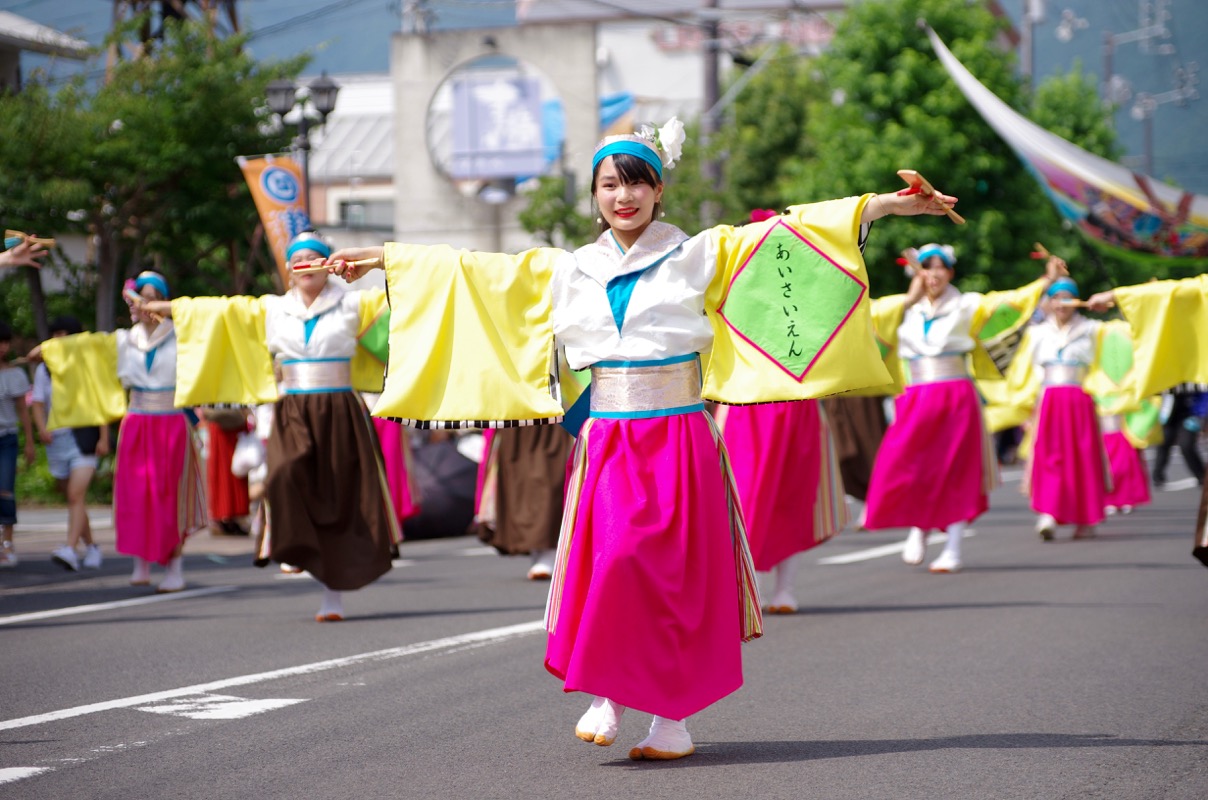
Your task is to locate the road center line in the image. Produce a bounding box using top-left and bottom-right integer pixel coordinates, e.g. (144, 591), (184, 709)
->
(0, 586), (239, 626)
(0, 619), (545, 732)
(817, 530), (976, 565)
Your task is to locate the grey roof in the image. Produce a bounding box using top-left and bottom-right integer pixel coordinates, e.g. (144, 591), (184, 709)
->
(0, 10), (90, 58)
(308, 75), (394, 182)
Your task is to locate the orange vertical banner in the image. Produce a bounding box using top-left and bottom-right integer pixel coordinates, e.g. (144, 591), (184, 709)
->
(237, 154), (312, 286)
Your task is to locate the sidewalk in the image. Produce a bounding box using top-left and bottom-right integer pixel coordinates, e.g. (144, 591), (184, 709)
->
(9, 506), (256, 560)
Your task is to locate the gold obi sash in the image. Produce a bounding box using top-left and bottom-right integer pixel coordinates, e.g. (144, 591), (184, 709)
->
(908, 354), (969, 384)
(589, 354), (704, 419)
(280, 358), (353, 394)
(1042, 363), (1088, 386)
(127, 387), (178, 414)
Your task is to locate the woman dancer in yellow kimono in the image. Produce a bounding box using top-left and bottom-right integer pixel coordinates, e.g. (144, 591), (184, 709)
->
(322, 121), (957, 760)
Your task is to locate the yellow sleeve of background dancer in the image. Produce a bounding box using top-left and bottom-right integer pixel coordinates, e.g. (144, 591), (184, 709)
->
(1114, 275), (1208, 397)
(838, 293), (907, 397)
(41, 332), (125, 428)
(968, 277), (1046, 381)
(375, 243), (565, 425)
(702, 195), (892, 404)
(171, 296), (277, 405)
(981, 327), (1041, 434)
(1083, 320), (1168, 448)
(351, 288), (389, 393)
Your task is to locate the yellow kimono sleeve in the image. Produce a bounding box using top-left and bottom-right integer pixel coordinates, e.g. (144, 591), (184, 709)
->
(981, 327), (1041, 433)
(171, 296), (277, 405)
(838, 293), (908, 397)
(41, 332), (125, 429)
(969, 277), (1046, 380)
(352, 288), (390, 393)
(702, 195), (891, 404)
(1114, 274), (1208, 397)
(1084, 320), (1162, 447)
(376, 243), (566, 426)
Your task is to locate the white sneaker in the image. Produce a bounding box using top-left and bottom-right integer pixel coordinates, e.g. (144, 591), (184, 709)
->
(928, 551), (962, 574)
(1035, 514), (1057, 542)
(82, 545), (103, 569)
(52, 545), (80, 572)
(901, 528), (927, 565)
(0, 542), (17, 567)
(1105, 505), (1118, 516)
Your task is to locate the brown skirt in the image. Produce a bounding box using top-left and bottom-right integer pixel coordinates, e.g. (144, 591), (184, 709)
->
(258, 391), (399, 590)
(475, 425), (573, 555)
(821, 395), (888, 502)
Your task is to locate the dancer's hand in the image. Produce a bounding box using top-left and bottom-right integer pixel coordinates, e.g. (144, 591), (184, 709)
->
(1086, 290), (1116, 312)
(327, 246), (385, 283)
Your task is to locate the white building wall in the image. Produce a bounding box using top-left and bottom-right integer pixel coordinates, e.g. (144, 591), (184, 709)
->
(391, 23), (598, 252)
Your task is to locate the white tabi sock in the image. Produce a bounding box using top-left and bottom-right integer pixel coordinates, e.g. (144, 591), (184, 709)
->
(575, 696), (625, 746)
(130, 556), (151, 585)
(941, 521), (965, 560)
(156, 557), (185, 593)
(768, 554), (800, 612)
(317, 586), (344, 621)
(629, 715), (695, 761)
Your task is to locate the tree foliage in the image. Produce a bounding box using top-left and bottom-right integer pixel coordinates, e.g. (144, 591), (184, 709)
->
(0, 15), (306, 335)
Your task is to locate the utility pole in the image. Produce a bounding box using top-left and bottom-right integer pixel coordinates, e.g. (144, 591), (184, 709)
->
(700, 0), (722, 227)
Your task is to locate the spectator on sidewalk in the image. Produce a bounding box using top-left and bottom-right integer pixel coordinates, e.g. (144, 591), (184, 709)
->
(30, 316), (107, 571)
(0, 320), (35, 566)
(1152, 388), (1206, 488)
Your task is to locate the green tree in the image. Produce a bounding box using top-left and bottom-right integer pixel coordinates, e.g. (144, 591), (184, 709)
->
(784, 0), (1119, 296)
(516, 173), (594, 248)
(0, 15), (305, 336)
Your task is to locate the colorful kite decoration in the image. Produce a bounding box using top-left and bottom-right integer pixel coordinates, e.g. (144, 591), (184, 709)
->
(925, 26), (1208, 260)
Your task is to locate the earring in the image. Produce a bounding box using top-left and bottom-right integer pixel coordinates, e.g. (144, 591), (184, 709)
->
(596, 217), (603, 224)
(660, 211), (666, 218)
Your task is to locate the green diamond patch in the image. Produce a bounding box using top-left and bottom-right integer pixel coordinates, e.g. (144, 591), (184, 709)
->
(718, 221), (866, 381)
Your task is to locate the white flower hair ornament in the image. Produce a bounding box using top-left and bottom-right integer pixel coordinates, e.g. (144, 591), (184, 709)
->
(656, 117), (685, 169)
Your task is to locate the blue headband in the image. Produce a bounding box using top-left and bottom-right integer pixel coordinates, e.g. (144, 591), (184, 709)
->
(135, 272), (170, 300)
(592, 141), (663, 180)
(286, 234), (332, 261)
(916, 245), (955, 268)
(1046, 277), (1080, 298)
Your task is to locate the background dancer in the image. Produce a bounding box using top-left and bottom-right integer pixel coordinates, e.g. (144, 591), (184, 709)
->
(142, 232), (400, 619)
(863, 244), (1063, 573)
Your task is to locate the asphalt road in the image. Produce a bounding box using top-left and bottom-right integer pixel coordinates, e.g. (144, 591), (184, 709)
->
(1, 466), (1205, 800)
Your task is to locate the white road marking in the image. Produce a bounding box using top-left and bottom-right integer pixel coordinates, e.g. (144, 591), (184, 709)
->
(135, 693), (306, 720)
(0, 619), (544, 732)
(0, 768), (52, 785)
(1000, 469), (1023, 483)
(0, 586), (238, 626)
(459, 547), (498, 557)
(817, 530), (976, 565)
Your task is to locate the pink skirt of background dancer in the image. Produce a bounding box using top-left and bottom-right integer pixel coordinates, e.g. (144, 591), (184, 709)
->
(720, 400), (845, 571)
(544, 412), (759, 721)
(1030, 385), (1110, 525)
(114, 411), (206, 565)
(372, 416), (420, 525)
(864, 379), (995, 531)
(1103, 430), (1151, 509)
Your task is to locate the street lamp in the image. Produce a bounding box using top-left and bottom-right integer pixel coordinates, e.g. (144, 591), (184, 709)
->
(265, 72), (341, 220)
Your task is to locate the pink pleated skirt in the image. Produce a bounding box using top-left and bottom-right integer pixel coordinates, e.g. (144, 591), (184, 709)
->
(544, 412), (759, 721)
(114, 412), (206, 565)
(371, 417), (420, 525)
(1103, 430), (1150, 509)
(720, 400), (846, 571)
(1029, 385), (1110, 525)
(864, 379), (996, 531)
